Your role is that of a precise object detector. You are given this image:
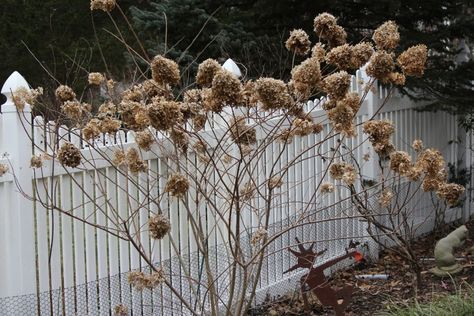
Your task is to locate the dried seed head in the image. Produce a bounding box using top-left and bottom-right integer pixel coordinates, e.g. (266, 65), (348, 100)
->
(57, 143), (82, 168)
(30, 155), (43, 168)
(320, 182), (335, 193)
(366, 51), (395, 82)
(291, 57), (321, 100)
(363, 120), (395, 155)
(209, 69), (243, 110)
(397, 44), (428, 77)
(149, 214), (171, 239)
(378, 189), (393, 207)
(88, 72), (105, 85)
(311, 43), (326, 60)
(322, 71), (351, 100)
(196, 59), (221, 86)
(251, 228), (268, 246)
(119, 100), (150, 131)
(128, 269), (165, 291)
(387, 72), (406, 86)
(112, 150), (127, 167)
(113, 304), (128, 316)
(389, 151), (412, 175)
(372, 21), (399, 51)
(135, 130), (155, 151)
(62, 100), (84, 121)
(313, 13), (347, 47)
(412, 139), (423, 152)
(12, 87), (43, 110)
(126, 148), (147, 174)
(55, 85), (76, 103)
(0, 163), (9, 176)
(327, 104), (356, 137)
(351, 42), (374, 68)
(151, 55), (180, 86)
(165, 173), (189, 198)
(147, 99), (183, 131)
(240, 181), (256, 201)
(99, 117), (121, 134)
(436, 183), (465, 206)
(329, 162), (354, 183)
(255, 78), (294, 111)
(326, 44), (353, 70)
(269, 176), (283, 189)
(90, 0), (116, 12)
(229, 117), (256, 146)
(285, 29), (311, 56)
(82, 118), (101, 141)
(170, 128), (189, 152)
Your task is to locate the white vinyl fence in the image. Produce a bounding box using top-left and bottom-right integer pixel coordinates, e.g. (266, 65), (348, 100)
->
(0, 70), (472, 316)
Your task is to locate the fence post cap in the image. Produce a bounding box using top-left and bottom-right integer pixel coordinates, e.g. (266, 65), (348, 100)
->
(1, 71), (30, 99)
(222, 58), (242, 78)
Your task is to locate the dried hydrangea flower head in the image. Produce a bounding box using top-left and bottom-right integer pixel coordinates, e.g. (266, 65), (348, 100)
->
(113, 304), (128, 316)
(412, 139), (423, 152)
(329, 162), (355, 185)
(240, 181), (256, 201)
(291, 57), (321, 100)
(119, 100), (149, 131)
(255, 78), (294, 111)
(82, 118), (101, 141)
(90, 0), (116, 12)
(147, 99), (183, 131)
(436, 183), (465, 206)
(362, 120), (395, 155)
(143, 79), (170, 99)
(12, 87), (43, 110)
(128, 269), (165, 291)
(196, 58), (222, 86)
(122, 85), (145, 103)
(112, 150), (127, 167)
(285, 29), (311, 56)
(387, 72), (406, 86)
(135, 130), (155, 151)
(311, 43), (326, 60)
(268, 176), (283, 189)
(327, 104), (356, 137)
(0, 163), (8, 176)
(397, 44), (428, 77)
(88, 72), (105, 85)
(62, 101), (84, 122)
(313, 12), (347, 47)
(170, 128), (189, 152)
(57, 143), (82, 168)
(415, 148), (445, 177)
(55, 85), (76, 103)
(320, 182), (335, 193)
(126, 148), (147, 174)
(322, 71), (351, 100)
(366, 51), (395, 82)
(229, 117), (257, 146)
(165, 173), (189, 198)
(149, 214), (171, 239)
(389, 151), (412, 175)
(372, 21), (399, 51)
(378, 189), (393, 207)
(30, 155), (43, 168)
(209, 69), (243, 111)
(326, 43), (374, 70)
(251, 228), (268, 246)
(150, 55), (180, 86)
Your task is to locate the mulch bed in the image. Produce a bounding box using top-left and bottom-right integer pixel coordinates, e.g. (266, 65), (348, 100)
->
(249, 219), (474, 315)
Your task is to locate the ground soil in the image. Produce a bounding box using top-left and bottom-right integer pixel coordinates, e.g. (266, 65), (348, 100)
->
(249, 219), (474, 315)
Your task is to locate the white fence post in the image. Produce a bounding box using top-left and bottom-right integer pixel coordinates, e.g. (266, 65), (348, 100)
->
(0, 72), (37, 305)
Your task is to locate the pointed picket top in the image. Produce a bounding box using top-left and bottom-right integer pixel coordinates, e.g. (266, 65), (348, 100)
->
(222, 58), (242, 78)
(1, 71), (30, 99)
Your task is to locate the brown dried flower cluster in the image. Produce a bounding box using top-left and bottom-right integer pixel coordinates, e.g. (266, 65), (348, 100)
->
(0, 163), (8, 176)
(329, 162), (356, 184)
(313, 12), (347, 47)
(291, 57), (321, 100)
(90, 0), (116, 12)
(363, 120), (395, 156)
(251, 228), (268, 246)
(12, 87), (43, 110)
(151, 55), (180, 86)
(57, 143), (82, 168)
(268, 176), (283, 189)
(412, 139), (423, 152)
(322, 71), (351, 100)
(240, 181), (256, 201)
(366, 51), (395, 82)
(112, 150), (127, 167)
(149, 214), (171, 239)
(209, 70), (243, 111)
(55, 85), (76, 103)
(311, 43), (326, 60)
(148, 99), (183, 131)
(82, 119), (101, 141)
(196, 59), (222, 86)
(230, 117), (257, 146)
(128, 269), (165, 291)
(255, 78), (294, 111)
(320, 182), (335, 193)
(165, 173), (189, 198)
(126, 148), (147, 174)
(113, 304), (128, 316)
(99, 117), (121, 134)
(436, 183), (465, 206)
(372, 21), (399, 51)
(325, 43), (374, 70)
(170, 128), (189, 152)
(135, 130), (155, 151)
(30, 155), (43, 168)
(327, 104), (356, 137)
(292, 118), (322, 137)
(88, 72), (105, 85)
(397, 45), (428, 77)
(389, 151), (412, 175)
(119, 100), (149, 131)
(62, 101), (85, 122)
(285, 29), (311, 56)
(379, 189), (393, 207)
(193, 141), (209, 163)
(143, 79), (171, 100)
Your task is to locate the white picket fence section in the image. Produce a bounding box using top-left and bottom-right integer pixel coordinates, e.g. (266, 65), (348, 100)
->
(0, 70), (472, 316)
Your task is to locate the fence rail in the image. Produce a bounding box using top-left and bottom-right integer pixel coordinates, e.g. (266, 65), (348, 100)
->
(0, 70), (471, 316)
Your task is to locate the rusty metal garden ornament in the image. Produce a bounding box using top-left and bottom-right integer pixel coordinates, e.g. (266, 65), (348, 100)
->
(285, 237), (362, 315)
